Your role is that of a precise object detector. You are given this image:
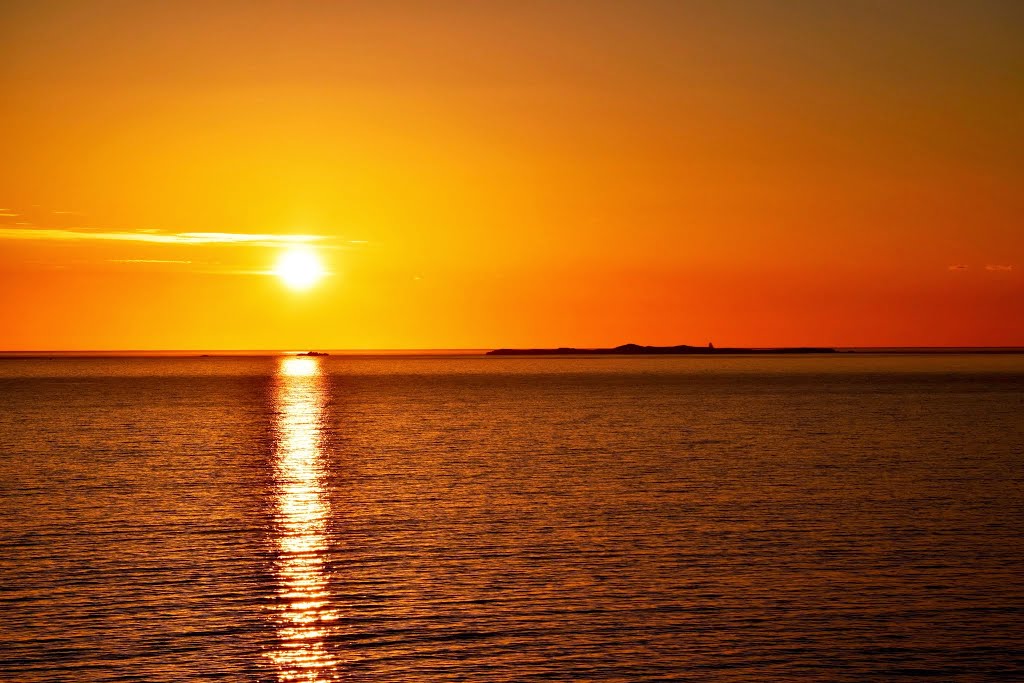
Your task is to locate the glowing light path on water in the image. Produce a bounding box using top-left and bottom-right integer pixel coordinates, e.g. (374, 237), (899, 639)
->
(269, 356), (339, 681)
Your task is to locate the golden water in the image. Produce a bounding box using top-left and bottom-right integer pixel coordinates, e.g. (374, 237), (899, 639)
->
(1, 354), (1022, 680)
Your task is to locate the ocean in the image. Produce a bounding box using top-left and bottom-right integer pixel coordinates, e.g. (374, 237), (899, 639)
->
(1, 354), (1022, 681)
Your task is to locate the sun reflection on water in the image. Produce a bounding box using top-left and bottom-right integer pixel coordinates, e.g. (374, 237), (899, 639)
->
(269, 356), (339, 681)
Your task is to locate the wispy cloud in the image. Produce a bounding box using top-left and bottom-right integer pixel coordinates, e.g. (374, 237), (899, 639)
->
(984, 264), (1013, 271)
(109, 258), (194, 264)
(0, 227), (326, 247)
(947, 264), (969, 271)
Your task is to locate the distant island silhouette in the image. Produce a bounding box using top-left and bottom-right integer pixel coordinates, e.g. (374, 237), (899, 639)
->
(487, 343), (837, 356)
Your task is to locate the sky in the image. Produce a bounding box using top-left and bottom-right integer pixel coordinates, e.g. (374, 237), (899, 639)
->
(1, 0), (1021, 350)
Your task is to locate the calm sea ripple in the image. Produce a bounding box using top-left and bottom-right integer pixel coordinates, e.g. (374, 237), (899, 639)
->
(1, 354), (1023, 681)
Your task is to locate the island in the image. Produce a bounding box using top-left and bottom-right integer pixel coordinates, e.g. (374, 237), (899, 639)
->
(298, 351), (330, 356)
(486, 343), (836, 355)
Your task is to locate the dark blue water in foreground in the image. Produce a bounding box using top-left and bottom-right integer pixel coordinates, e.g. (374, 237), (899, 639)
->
(1, 354), (1023, 681)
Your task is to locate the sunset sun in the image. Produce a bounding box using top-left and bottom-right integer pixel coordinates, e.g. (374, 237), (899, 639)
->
(273, 247), (325, 291)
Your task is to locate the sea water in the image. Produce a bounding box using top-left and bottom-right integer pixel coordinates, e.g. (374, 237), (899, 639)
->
(1, 354), (1022, 680)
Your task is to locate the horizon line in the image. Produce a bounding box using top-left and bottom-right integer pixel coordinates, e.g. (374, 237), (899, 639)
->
(2, 345), (1024, 357)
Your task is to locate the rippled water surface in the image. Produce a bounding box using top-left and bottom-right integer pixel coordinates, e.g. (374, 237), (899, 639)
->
(2, 354), (1023, 681)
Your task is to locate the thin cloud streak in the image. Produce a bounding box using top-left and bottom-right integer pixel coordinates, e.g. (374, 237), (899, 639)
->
(0, 227), (326, 247)
(109, 258), (194, 264)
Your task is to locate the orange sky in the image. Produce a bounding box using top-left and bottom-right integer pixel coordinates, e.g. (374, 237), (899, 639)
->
(1, 0), (1021, 350)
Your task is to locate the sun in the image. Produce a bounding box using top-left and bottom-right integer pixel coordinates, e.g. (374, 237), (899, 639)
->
(273, 246), (325, 290)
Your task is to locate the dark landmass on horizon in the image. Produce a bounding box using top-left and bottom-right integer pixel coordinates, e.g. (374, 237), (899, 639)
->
(487, 343), (838, 356)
